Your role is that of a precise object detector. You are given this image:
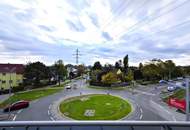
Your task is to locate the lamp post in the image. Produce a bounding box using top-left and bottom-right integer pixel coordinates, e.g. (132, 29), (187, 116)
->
(186, 78), (190, 121)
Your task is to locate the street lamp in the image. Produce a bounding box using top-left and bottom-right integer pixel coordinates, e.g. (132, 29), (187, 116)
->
(185, 78), (190, 121)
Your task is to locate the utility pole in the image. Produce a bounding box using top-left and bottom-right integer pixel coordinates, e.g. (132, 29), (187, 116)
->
(186, 77), (190, 121)
(73, 49), (82, 65)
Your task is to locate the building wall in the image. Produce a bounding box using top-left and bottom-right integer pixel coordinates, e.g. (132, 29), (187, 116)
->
(0, 72), (23, 90)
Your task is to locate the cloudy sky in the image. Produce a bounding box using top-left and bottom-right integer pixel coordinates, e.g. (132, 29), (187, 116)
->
(0, 0), (190, 66)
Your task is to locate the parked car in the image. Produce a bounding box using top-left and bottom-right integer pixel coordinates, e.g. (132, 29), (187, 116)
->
(65, 85), (71, 89)
(4, 100), (29, 112)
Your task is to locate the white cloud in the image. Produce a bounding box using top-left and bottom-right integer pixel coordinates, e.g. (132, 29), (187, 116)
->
(0, 0), (190, 66)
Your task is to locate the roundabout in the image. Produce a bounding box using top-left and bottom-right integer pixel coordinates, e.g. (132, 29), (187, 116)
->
(59, 94), (132, 120)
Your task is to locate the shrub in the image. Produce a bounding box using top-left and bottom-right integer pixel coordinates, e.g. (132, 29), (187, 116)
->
(101, 72), (119, 84)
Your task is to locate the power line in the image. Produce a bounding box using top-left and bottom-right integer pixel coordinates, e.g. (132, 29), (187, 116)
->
(73, 49), (82, 65)
(114, 0), (189, 39)
(106, 0), (149, 32)
(101, 0), (133, 31)
(124, 18), (190, 44)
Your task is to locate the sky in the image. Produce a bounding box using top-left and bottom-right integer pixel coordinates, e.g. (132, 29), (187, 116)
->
(0, 0), (190, 66)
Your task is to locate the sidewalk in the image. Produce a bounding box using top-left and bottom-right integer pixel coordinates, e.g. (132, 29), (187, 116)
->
(0, 94), (11, 103)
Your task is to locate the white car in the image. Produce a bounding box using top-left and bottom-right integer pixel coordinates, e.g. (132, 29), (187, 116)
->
(65, 85), (71, 89)
(167, 86), (176, 92)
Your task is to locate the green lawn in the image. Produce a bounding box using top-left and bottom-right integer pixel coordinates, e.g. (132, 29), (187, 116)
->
(163, 89), (185, 102)
(59, 94), (132, 120)
(0, 87), (63, 108)
(87, 85), (128, 90)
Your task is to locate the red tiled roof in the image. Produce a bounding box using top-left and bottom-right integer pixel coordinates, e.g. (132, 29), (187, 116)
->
(0, 64), (25, 74)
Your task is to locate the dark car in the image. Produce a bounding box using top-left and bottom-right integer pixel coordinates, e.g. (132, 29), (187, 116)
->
(3, 100), (29, 112)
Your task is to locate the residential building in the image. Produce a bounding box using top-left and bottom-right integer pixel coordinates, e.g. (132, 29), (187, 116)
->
(0, 64), (24, 90)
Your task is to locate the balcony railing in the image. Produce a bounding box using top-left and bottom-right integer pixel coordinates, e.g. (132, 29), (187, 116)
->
(0, 121), (190, 130)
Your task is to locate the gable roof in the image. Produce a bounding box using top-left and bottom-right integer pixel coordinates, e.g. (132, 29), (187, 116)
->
(0, 64), (25, 74)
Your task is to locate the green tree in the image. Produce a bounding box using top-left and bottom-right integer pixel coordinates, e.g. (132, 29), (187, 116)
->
(164, 60), (175, 80)
(101, 72), (118, 84)
(92, 61), (102, 70)
(125, 69), (134, 82)
(54, 60), (67, 86)
(77, 64), (85, 76)
(115, 62), (120, 69)
(139, 63), (143, 71)
(24, 61), (50, 86)
(123, 55), (129, 74)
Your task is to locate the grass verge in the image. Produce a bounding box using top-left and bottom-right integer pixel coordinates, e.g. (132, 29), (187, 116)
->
(59, 94), (132, 120)
(87, 85), (128, 90)
(163, 89), (185, 102)
(0, 87), (63, 108)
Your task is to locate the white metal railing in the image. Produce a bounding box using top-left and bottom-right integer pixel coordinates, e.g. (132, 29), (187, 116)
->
(0, 121), (190, 130)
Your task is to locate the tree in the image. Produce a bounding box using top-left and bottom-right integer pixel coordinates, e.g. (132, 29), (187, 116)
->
(24, 61), (50, 86)
(104, 64), (113, 73)
(139, 63), (143, 70)
(77, 64), (85, 76)
(142, 63), (160, 81)
(164, 60), (175, 80)
(90, 69), (102, 82)
(92, 61), (102, 70)
(54, 60), (67, 86)
(125, 69), (134, 82)
(123, 55), (129, 74)
(115, 61), (121, 69)
(101, 72), (118, 84)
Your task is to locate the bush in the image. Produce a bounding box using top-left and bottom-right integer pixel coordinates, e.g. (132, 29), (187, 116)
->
(101, 72), (119, 84)
(89, 81), (111, 87)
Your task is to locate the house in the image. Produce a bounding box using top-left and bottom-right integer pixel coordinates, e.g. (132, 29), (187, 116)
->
(65, 64), (77, 77)
(0, 64), (24, 90)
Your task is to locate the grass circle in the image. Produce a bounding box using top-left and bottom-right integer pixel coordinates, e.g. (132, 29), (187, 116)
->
(59, 94), (132, 120)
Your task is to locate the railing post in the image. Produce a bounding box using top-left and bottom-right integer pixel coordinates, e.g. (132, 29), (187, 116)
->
(130, 125), (134, 130)
(25, 126), (29, 130)
(70, 126), (72, 130)
(161, 125), (172, 130)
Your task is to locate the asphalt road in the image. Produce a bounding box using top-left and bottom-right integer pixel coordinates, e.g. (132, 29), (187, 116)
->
(13, 79), (172, 121)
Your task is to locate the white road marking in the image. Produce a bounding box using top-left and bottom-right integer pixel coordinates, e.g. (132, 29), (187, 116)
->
(139, 107), (143, 120)
(150, 100), (176, 121)
(13, 115), (17, 121)
(134, 89), (156, 96)
(50, 116), (55, 121)
(48, 110), (50, 116)
(12, 109), (23, 121)
(49, 104), (52, 110)
(17, 110), (22, 114)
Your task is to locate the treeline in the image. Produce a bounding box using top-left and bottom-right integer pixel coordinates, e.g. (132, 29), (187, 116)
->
(90, 56), (190, 86)
(134, 59), (190, 81)
(24, 60), (67, 87)
(90, 55), (133, 87)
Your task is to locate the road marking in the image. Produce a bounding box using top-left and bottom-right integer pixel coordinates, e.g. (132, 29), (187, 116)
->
(139, 107), (143, 120)
(150, 100), (176, 121)
(48, 110), (50, 116)
(13, 115), (17, 121)
(134, 89), (156, 96)
(50, 116), (55, 121)
(17, 110), (22, 114)
(49, 104), (52, 110)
